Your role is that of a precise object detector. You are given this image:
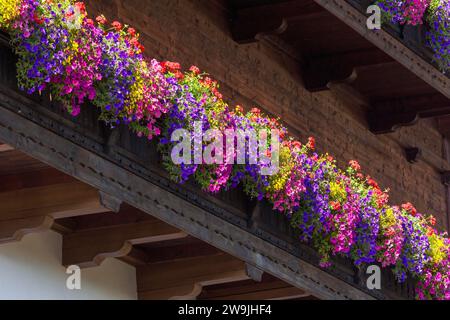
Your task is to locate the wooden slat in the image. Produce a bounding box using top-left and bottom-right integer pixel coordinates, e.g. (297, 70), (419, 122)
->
(137, 253), (249, 300)
(0, 181), (109, 243)
(314, 0), (450, 99)
(62, 219), (187, 268)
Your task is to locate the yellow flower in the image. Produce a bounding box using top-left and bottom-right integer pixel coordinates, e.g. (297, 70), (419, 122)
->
(329, 181), (347, 201)
(267, 146), (293, 193)
(126, 72), (145, 114)
(0, 0), (21, 28)
(380, 207), (397, 229)
(428, 234), (447, 264)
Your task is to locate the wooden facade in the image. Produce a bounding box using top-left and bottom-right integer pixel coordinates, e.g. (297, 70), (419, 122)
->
(1, 0), (450, 300)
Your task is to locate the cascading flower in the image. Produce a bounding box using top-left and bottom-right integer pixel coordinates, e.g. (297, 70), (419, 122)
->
(377, 0), (430, 25)
(377, 206), (405, 267)
(3, 0), (450, 300)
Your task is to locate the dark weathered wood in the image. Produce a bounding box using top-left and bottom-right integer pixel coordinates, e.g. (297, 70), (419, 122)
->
(62, 218), (186, 268)
(231, 0), (322, 43)
(315, 0), (450, 100)
(369, 94), (450, 134)
(303, 49), (393, 91)
(137, 253), (249, 300)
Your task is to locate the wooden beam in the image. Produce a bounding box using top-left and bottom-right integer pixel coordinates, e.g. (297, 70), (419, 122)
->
(62, 218), (187, 268)
(0, 181), (109, 244)
(208, 286), (310, 300)
(314, 0), (450, 100)
(231, 0), (322, 43)
(303, 49), (393, 91)
(0, 143), (13, 152)
(0, 93), (376, 299)
(137, 253), (250, 300)
(369, 94), (450, 134)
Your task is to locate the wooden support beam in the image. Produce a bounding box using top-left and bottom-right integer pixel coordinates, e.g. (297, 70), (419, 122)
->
(137, 253), (250, 300)
(303, 49), (393, 92)
(197, 275), (311, 300)
(0, 181), (109, 244)
(0, 143), (13, 152)
(62, 218), (187, 268)
(231, 0), (322, 43)
(314, 0), (450, 100)
(369, 94), (450, 134)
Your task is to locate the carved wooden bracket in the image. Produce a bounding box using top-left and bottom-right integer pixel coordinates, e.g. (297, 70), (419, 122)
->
(0, 181), (109, 244)
(368, 94), (450, 134)
(62, 218), (187, 268)
(442, 171), (450, 187)
(99, 190), (122, 213)
(232, 14), (287, 44)
(405, 147), (421, 164)
(303, 50), (392, 92)
(230, 0), (324, 44)
(245, 263), (264, 282)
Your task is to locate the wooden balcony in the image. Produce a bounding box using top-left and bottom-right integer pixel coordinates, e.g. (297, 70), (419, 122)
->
(0, 29), (416, 299)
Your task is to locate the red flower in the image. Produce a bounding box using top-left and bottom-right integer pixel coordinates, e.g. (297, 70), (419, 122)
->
(161, 61), (181, 73)
(112, 21), (122, 31)
(429, 215), (437, 226)
(330, 201), (341, 211)
(349, 160), (361, 172)
(366, 176), (380, 189)
(402, 202), (417, 216)
(212, 88), (223, 99)
(128, 27), (136, 37)
(203, 77), (213, 87)
(327, 155), (334, 162)
(34, 13), (44, 24)
(86, 18), (94, 26)
(96, 15), (107, 25)
(307, 137), (315, 150)
(74, 2), (86, 14)
(174, 71), (184, 79)
(293, 141), (302, 150)
(251, 107), (261, 115)
(189, 65), (200, 75)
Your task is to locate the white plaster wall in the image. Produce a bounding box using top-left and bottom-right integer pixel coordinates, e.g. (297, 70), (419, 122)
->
(0, 231), (137, 300)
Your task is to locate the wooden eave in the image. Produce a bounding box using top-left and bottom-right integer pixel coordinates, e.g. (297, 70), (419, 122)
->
(229, 0), (450, 135)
